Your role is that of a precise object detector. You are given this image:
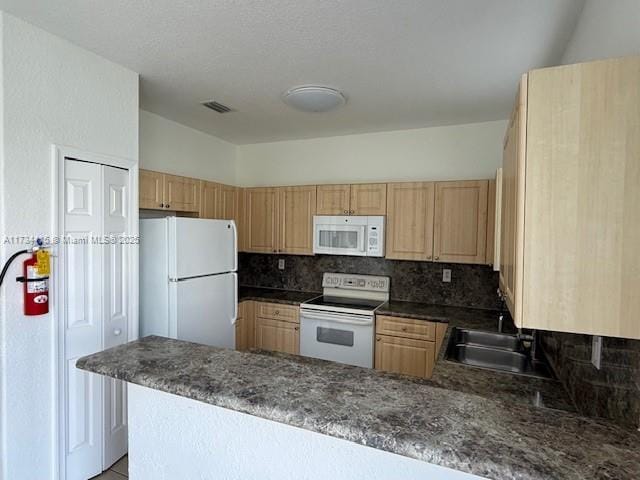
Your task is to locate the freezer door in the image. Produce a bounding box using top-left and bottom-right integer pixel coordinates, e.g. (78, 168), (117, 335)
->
(172, 272), (237, 349)
(169, 217), (237, 279)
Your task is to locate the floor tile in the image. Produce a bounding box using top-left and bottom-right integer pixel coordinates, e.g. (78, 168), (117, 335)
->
(91, 470), (126, 480)
(110, 455), (128, 476)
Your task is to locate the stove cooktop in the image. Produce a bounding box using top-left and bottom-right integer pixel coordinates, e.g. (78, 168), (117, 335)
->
(301, 295), (385, 313)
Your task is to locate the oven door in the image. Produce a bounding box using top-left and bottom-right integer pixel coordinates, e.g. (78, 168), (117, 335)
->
(299, 309), (374, 368)
(313, 217), (367, 256)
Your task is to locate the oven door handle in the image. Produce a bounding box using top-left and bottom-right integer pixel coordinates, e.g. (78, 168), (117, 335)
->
(300, 310), (374, 326)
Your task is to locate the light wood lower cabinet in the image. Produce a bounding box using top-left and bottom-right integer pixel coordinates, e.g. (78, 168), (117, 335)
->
(375, 335), (436, 379)
(253, 302), (300, 354)
(255, 318), (300, 355)
(374, 316), (438, 379)
(235, 301), (255, 351)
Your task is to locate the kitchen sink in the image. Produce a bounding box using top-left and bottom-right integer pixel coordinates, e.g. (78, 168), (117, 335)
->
(445, 327), (552, 378)
(450, 328), (521, 351)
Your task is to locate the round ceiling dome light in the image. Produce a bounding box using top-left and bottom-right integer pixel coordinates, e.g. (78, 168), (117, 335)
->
(282, 85), (346, 113)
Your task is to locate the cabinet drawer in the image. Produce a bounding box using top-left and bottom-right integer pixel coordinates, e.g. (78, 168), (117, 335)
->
(256, 302), (299, 323)
(376, 315), (436, 341)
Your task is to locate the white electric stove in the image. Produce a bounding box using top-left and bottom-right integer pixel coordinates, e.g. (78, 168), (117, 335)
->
(300, 273), (390, 368)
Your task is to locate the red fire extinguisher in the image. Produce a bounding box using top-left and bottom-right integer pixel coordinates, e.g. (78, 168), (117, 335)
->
(21, 252), (50, 316)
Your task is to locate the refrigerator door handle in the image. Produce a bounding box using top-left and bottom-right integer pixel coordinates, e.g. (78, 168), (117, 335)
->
(231, 272), (238, 325)
(230, 220), (238, 272)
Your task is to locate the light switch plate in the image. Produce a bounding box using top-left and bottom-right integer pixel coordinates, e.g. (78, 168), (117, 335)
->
(278, 259), (285, 270)
(591, 335), (602, 370)
(442, 269), (451, 283)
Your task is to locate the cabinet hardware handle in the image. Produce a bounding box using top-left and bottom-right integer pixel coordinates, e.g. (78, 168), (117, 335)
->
(343, 210), (348, 214)
(434, 256), (439, 260)
(401, 327), (407, 332)
(427, 255), (432, 260)
(166, 204), (171, 209)
(294, 327), (299, 331)
(275, 311), (279, 315)
(160, 203), (165, 208)
(376, 337), (381, 341)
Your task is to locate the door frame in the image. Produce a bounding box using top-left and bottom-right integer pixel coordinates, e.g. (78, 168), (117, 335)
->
(51, 145), (139, 480)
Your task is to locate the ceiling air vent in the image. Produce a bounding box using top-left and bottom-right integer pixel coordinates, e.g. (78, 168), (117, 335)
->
(201, 100), (234, 113)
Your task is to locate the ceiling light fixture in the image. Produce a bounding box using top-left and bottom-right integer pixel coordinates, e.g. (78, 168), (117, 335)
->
(282, 85), (346, 113)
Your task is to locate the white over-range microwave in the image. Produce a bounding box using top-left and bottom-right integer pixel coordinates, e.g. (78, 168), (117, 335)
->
(313, 216), (385, 257)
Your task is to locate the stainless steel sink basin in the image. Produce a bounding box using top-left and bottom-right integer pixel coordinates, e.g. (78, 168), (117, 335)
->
(451, 328), (521, 351)
(445, 327), (552, 378)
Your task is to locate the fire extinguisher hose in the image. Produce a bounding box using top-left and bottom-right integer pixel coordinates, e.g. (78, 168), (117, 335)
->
(0, 249), (29, 289)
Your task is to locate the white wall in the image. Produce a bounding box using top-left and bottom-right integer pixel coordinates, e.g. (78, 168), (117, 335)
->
(0, 13), (139, 479)
(140, 110), (237, 184)
(129, 384), (482, 480)
(562, 0), (640, 64)
(236, 120), (507, 187)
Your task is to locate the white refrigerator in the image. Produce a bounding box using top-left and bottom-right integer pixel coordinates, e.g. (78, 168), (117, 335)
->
(140, 217), (238, 348)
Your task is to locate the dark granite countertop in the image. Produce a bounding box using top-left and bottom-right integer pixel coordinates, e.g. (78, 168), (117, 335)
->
(238, 286), (319, 305)
(77, 335), (640, 480)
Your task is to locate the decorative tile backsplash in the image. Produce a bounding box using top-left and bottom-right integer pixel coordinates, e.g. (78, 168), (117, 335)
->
(238, 253), (501, 310)
(541, 332), (640, 429)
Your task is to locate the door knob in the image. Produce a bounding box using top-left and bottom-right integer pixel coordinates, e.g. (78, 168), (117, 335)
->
(113, 328), (122, 336)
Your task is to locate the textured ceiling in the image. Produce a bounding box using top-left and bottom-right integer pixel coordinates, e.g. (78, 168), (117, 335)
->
(0, 0), (585, 144)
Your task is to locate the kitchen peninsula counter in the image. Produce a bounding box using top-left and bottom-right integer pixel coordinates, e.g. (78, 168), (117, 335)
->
(78, 335), (640, 480)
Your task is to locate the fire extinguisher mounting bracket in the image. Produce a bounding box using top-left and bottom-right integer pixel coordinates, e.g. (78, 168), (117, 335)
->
(16, 275), (50, 283)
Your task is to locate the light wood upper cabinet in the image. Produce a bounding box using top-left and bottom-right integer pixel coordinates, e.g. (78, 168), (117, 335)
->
(350, 184), (387, 215)
(316, 184), (351, 215)
(164, 174), (200, 212)
(245, 187), (279, 253)
(139, 169), (200, 212)
(385, 182), (435, 261)
(500, 79), (526, 320)
(279, 186), (316, 255)
(500, 57), (640, 339)
(139, 170), (164, 209)
(485, 179), (496, 266)
(433, 180), (488, 264)
(316, 183), (387, 215)
(218, 185), (238, 221)
(199, 181), (220, 219)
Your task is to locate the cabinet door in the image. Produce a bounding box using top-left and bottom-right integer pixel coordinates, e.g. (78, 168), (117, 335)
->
(433, 180), (488, 264)
(246, 188), (279, 253)
(254, 317), (299, 354)
(218, 184), (238, 220)
(316, 184), (351, 215)
(500, 75), (527, 324)
(199, 181), (220, 219)
(385, 182), (435, 261)
(374, 334), (435, 378)
(485, 178), (497, 266)
(235, 301), (255, 351)
(279, 186), (316, 255)
(139, 169), (164, 209)
(350, 184), (387, 215)
(523, 57), (640, 339)
(164, 174), (200, 212)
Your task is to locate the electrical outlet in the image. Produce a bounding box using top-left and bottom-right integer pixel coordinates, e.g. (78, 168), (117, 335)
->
(591, 335), (602, 370)
(442, 269), (451, 283)
(278, 258), (285, 270)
